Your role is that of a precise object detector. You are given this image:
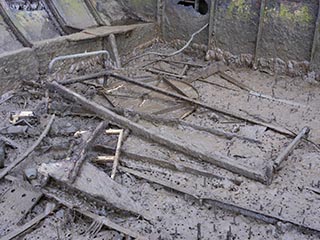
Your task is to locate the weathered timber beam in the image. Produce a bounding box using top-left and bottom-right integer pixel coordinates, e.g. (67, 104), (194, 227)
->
(48, 82), (270, 183)
(208, 0), (217, 49)
(254, 0), (266, 65)
(311, 0), (320, 64)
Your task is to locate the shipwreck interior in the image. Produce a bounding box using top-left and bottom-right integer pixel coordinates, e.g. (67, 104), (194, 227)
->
(0, 0), (320, 239)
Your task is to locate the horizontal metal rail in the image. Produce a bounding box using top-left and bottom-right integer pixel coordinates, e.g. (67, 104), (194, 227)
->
(48, 50), (111, 73)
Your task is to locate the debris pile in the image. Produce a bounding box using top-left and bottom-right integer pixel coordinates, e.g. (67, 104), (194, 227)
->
(0, 41), (320, 239)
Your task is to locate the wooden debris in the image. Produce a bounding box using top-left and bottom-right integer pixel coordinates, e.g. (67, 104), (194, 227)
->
(120, 166), (319, 233)
(146, 68), (186, 79)
(273, 126), (310, 171)
(43, 190), (147, 240)
(39, 161), (152, 220)
(254, 0), (266, 65)
(47, 82), (270, 184)
(1, 203), (55, 240)
(68, 121), (108, 183)
(0, 114), (55, 180)
(106, 129), (124, 179)
(57, 71), (294, 136)
(208, 0), (217, 49)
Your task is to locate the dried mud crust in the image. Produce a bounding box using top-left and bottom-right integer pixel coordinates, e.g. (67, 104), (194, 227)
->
(0, 43), (319, 239)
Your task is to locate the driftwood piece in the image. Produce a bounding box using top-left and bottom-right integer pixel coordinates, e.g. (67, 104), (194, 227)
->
(68, 121), (108, 183)
(0, 114), (55, 180)
(1, 203), (55, 240)
(48, 82), (270, 184)
(43, 190), (147, 240)
(38, 161), (151, 220)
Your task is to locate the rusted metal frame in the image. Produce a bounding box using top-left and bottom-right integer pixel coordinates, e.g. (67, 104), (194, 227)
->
(208, 0), (217, 49)
(0, 0), (32, 47)
(48, 50), (111, 73)
(254, 0), (266, 65)
(310, 0), (320, 64)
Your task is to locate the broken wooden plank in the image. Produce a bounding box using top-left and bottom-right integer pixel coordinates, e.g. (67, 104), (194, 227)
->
(38, 161), (152, 220)
(43, 190), (147, 239)
(1, 203), (55, 240)
(0, 114), (55, 180)
(68, 121), (108, 183)
(48, 82), (271, 184)
(66, 23), (153, 42)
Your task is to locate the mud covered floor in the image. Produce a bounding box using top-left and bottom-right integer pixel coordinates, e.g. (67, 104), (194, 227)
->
(0, 42), (320, 239)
